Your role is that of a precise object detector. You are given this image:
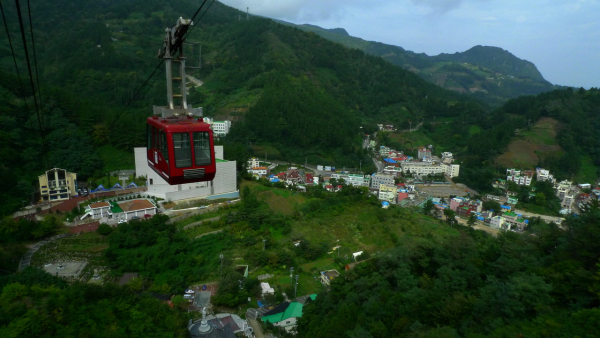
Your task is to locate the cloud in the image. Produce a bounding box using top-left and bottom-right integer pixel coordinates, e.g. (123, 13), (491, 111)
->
(219, 0), (352, 22)
(409, 0), (489, 14)
(219, 0), (391, 22)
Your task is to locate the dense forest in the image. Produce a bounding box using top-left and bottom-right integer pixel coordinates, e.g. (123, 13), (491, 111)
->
(297, 203), (600, 337)
(0, 268), (190, 337)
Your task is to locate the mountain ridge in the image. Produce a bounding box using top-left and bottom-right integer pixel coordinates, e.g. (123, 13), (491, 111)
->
(277, 20), (555, 106)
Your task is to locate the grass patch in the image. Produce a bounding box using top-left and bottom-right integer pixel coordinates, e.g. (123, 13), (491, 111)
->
(389, 131), (435, 148)
(270, 227), (284, 241)
(300, 258), (334, 272)
(257, 187), (306, 215)
(251, 144), (281, 159)
(521, 119), (558, 146)
(57, 235), (109, 252)
(268, 273), (325, 297)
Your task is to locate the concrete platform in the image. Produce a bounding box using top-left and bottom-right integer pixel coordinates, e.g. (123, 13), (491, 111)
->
(43, 261), (87, 277)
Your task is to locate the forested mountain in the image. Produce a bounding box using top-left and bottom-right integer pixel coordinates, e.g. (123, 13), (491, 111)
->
(281, 21), (556, 106)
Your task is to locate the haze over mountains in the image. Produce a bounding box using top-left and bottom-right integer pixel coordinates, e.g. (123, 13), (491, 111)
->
(277, 21), (556, 106)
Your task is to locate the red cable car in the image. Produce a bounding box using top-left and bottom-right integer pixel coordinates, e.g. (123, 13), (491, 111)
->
(146, 17), (217, 185)
(147, 115), (216, 185)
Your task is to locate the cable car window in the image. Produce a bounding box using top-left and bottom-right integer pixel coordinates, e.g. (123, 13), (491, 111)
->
(147, 125), (153, 149)
(193, 132), (212, 166)
(173, 133), (192, 168)
(152, 127), (163, 150)
(161, 131), (169, 164)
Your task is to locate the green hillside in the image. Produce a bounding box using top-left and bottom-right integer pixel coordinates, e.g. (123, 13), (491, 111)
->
(282, 22), (555, 106)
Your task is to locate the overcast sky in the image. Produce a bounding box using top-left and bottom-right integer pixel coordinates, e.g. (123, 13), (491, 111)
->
(219, 0), (599, 88)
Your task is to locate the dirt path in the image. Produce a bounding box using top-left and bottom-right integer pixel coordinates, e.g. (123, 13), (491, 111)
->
(195, 229), (224, 239)
(182, 216), (221, 230)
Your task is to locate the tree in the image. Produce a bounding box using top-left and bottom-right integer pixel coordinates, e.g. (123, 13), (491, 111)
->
(483, 200), (501, 213)
(535, 192), (547, 206)
(467, 214), (477, 227)
(97, 223), (113, 236)
(422, 200), (435, 215)
(443, 209), (456, 226)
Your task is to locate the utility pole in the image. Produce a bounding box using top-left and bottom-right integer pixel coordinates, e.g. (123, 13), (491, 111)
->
(290, 267), (294, 286)
(246, 7), (249, 21)
(294, 275), (300, 298)
(262, 239), (266, 251)
(409, 121), (412, 132)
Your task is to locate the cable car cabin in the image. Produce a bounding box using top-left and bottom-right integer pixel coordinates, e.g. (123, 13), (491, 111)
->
(147, 116), (216, 185)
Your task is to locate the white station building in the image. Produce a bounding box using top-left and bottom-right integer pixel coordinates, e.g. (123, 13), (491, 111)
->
(134, 146), (238, 202)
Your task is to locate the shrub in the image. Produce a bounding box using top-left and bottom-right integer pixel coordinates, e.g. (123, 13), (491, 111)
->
(98, 223), (113, 236)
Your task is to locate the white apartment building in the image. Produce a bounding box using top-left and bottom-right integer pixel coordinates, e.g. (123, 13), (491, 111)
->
(535, 168), (554, 182)
(506, 168), (521, 176)
(442, 163), (460, 177)
(341, 174), (371, 187)
(247, 157), (260, 170)
(203, 117), (232, 137)
(441, 152), (453, 159)
(507, 175), (532, 186)
(490, 216), (504, 229)
(331, 174), (371, 187)
(400, 162), (460, 178)
(249, 167), (268, 176)
(383, 166), (402, 176)
(370, 173), (395, 188)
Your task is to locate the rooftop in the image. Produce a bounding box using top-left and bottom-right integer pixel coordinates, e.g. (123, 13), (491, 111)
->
(262, 302), (304, 324)
(118, 199), (155, 212)
(322, 269), (340, 280)
(89, 201), (110, 209)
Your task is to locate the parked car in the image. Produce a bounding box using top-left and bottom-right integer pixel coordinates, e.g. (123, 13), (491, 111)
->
(197, 205), (207, 209)
(144, 214), (152, 218)
(118, 219), (127, 224)
(131, 216), (140, 220)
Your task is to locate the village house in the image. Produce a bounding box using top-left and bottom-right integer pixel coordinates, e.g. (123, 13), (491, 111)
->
(378, 184), (397, 203)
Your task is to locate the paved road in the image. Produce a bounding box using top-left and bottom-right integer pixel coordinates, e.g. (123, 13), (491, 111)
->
(512, 209), (564, 224)
(454, 217), (500, 237)
(248, 319), (265, 338)
(372, 157), (384, 173)
(397, 121), (423, 133)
